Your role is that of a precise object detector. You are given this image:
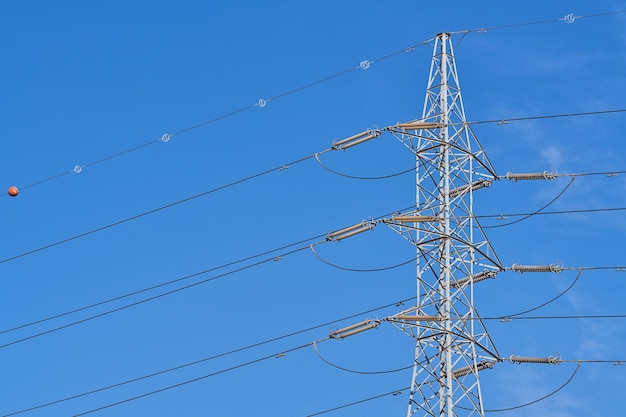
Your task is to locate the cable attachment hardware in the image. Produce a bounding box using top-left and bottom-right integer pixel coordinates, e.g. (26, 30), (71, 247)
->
(359, 60), (371, 70)
(160, 133), (171, 143)
(326, 221), (376, 242)
(395, 120), (445, 130)
(509, 355), (561, 365)
(452, 361), (495, 378)
(511, 264), (563, 274)
(73, 165), (84, 174)
(256, 98), (269, 108)
(448, 179), (492, 198)
(329, 319), (380, 339)
(331, 129), (381, 150)
(386, 214), (441, 223)
(505, 171), (556, 181)
(451, 270), (498, 288)
(562, 13), (580, 24)
(392, 314), (443, 322)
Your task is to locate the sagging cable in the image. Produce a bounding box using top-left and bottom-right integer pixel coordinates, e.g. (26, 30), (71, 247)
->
(326, 222), (376, 242)
(505, 171), (556, 181)
(313, 341), (413, 374)
(309, 244), (416, 272)
(314, 152), (415, 180)
(332, 129), (381, 150)
(329, 319), (381, 339)
(498, 268), (582, 320)
(511, 264), (563, 274)
(485, 175), (576, 229)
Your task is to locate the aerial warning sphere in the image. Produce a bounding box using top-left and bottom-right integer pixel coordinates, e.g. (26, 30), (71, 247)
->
(8, 186), (19, 197)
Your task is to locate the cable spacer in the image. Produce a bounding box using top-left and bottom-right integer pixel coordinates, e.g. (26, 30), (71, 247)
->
(563, 13), (577, 24)
(160, 133), (171, 143)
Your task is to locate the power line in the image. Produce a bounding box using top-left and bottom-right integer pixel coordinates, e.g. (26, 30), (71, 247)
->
(313, 340), (413, 375)
(467, 108), (626, 126)
(556, 170), (626, 177)
(5, 10), (624, 195)
(484, 314), (626, 321)
(309, 245), (416, 272)
(478, 206), (626, 220)
(3, 297), (412, 416)
(314, 152), (416, 180)
(0, 245), (312, 350)
(0, 152), (326, 266)
(4, 273), (624, 413)
(70, 341), (318, 417)
(483, 176), (576, 229)
(3, 110), (625, 267)
(308, 349), (626, 416)
(498, 269), (583, 319)
(451, 10), (626, 35)
(479, 362), (580, 413)
(304, 387), (410, 417)
(0, 234), (326, 336)
(4, 9), (624, 416)
(6, 39), (431, 193)
(0, 207), (412, 348)
(68, 340), (626, 416)
(1, 201), (623, 344)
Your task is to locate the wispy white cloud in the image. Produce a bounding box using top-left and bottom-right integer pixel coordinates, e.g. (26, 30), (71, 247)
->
(540, 145), (564, 169)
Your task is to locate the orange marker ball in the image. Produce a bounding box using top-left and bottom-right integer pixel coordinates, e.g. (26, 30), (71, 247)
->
(8, 186), (19, 197)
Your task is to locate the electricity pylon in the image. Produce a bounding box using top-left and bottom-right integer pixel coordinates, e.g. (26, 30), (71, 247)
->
(384, 32), (503, 417)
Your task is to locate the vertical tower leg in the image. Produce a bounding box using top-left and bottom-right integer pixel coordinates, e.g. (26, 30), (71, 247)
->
(385, 33), (502, 417)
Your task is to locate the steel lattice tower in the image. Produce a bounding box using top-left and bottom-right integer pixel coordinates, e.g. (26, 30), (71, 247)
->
(385, 32), (503, 417)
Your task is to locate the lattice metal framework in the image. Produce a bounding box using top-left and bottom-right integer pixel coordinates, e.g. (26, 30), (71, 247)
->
(385, 32), (503, 417)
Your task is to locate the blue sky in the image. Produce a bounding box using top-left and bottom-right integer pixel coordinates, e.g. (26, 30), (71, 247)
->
(1, 1), (626, 416)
